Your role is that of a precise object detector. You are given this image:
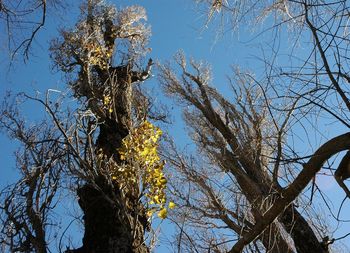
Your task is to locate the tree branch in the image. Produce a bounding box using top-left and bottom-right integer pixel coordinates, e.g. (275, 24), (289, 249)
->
(229, 132), (350, 252)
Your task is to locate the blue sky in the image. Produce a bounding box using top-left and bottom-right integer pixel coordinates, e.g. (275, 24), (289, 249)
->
(1, 0), (350, 252)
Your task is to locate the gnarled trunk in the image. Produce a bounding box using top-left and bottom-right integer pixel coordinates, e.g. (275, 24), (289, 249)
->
(67, 70), (149, 253)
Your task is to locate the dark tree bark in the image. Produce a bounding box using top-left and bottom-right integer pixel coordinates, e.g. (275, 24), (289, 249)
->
(280, 205), (327, 253)
(66, 68), (150, 253)
(61, 3), (153, 251)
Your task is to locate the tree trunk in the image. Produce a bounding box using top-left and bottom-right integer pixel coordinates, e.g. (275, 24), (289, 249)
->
(260, 222), (293, 253)
(280, 205), (328, 253)
(72, 180), (133, 253)
(66, 178), (148, 253)
(254, 176), (326, 253)
(66, 122), (149, 252)
(66, 71), (149, 252)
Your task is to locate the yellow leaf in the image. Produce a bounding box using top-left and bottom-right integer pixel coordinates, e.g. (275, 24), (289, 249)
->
(150, 135), (158, 142)
(159, 178), (167, 184)
(103, 96), (111, 105)
(158, 208), (167, 219)
(147, 210), (153, 217)
(168, 202), (176, 209)
(154, 195), (160, 204)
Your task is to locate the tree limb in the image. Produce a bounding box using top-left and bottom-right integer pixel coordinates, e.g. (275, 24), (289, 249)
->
(229, 132), (350, 252)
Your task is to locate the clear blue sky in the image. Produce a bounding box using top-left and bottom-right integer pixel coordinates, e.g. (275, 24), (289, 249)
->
(1, 0), (350, 252)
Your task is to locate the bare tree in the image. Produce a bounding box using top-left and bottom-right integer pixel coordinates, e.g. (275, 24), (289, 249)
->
(1, 0), (169, 252)
(0, 94), (68, 253)
(158, 0), (350, 252)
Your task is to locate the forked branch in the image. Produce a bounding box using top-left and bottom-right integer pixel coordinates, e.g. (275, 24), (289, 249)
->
(230, 132), (350, 252)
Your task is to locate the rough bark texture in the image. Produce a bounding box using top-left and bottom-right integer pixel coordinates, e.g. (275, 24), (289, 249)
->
(61, 3), (154, 250)
(67, 72), (149, 252)
(74, 179), (133, 253)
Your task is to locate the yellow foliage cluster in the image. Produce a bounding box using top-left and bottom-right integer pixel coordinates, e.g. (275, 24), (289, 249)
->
(113, 120), (174, 219)
(84, 41), (113, 69)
